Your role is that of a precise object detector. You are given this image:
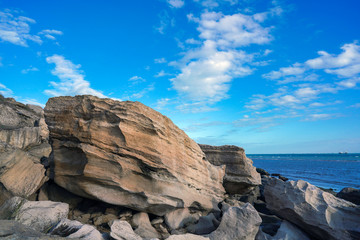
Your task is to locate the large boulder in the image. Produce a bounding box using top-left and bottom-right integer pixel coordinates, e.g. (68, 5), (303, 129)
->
(0, 141), (48, 205)
(44, 95), (225, 216)
(209, 203), (262, 240)
(199, 144), (261, 194)
(264, 178), (360, 240)
(0, 197), (69, 233)
(0, 96), (50, 204)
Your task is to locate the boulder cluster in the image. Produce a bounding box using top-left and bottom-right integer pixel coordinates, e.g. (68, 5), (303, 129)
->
(0, 95), (359, 240)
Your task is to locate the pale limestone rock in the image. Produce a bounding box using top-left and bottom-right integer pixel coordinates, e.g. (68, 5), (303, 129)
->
(164, 208), (200, 231)
(132, 212), (161, 239)
(209, 203), (262, 240)
(109, 220), (142, 240)
(50, 219), (105, 240)
(264, 178), (360, 240)
(44, 95), (225, 216)
(0, 197), (69, 233)
(166, 234), (209, 240)
(199, 144), (261, 194)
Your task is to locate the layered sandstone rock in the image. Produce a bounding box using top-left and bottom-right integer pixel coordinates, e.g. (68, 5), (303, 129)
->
(44, 95), (225, 216)
(199, 144), (261, 194)
(264, 178), (360, 240)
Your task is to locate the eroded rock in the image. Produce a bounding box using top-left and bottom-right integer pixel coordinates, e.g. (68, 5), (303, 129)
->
(199, 144), (261, 194)
(44, 95), (225, 216)
(336, 187), (360, 205)
(110, 220), (142, 240)
(264, 178), (360, 240)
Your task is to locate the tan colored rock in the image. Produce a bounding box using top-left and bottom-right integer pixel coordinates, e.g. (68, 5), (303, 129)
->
(264, 178), (360, 240)
(166, 234), (209, 240)
(199, 144), (261, 194)
(44, 95), (225, 216)
(132, 212), (161, 239)
(0, 141), (48, 205)
(164, 208), (200, 231)
(109, 220), (142, 240)
(50, 219), (105, 240)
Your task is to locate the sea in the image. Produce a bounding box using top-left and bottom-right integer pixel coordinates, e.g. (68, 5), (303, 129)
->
(247, 153), (360, 192)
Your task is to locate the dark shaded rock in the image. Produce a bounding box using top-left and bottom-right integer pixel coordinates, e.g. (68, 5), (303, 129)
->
(256, 168), (270, 176)
(336, 187), (360, 205)
(186, 213), (219, 235)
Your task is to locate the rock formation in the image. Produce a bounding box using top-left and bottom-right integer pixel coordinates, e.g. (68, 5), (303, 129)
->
(264, 178), (360, 240)
(199, 144), (261, 194)
(336, 187), (360, 205)
(44, 95), (225, 216)
(0, 95), (50, 205)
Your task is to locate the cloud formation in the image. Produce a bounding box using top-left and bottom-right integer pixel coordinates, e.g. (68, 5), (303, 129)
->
(167, 0), (185, 8)
(0, 83), (13, 97)
(45, 54), (106, 98)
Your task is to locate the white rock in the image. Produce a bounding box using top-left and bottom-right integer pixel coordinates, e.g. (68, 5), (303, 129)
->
(109, 220), (142, 240)
(166, 233), (210, 240)
(0, 197), (69, 233)
(264, 178), (360, 240)
(209, 203), (262, 240)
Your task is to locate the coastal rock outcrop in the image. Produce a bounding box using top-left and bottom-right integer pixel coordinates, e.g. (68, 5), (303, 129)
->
(264, 178), (360, 240)
(44, 95), (225, 216)
(199, 144), (261, 194)
(0, 95), (50, 204)
(336, 187), (360, 205)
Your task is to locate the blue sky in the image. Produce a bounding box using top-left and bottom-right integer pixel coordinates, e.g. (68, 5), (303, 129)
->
(1, 0), (359, 153)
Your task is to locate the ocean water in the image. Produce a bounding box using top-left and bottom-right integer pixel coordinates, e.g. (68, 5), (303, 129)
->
(247, 153), (360, 192)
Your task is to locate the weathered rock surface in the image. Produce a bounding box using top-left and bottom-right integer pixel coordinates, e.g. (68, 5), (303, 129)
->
(264, 178), (360, 240)
(209, 203), (262, 240)
(109, 220), (142, 240)
(186, 213), (219, 235)
(0, 96), (49, 204)
(256, 220), (311, 240)
(50, 219), (105, 240)
(0, 197), (69, 233)
(131, 212), (161, 239)
(0, 141), (48, 205)
(336, 187), (360, 205)
(199, 144), (261, 194)
(44, 95), (225, 216)
(164, 208), (200, 231)
(166, 234), (209, 240)
(0, 220), (70, 240)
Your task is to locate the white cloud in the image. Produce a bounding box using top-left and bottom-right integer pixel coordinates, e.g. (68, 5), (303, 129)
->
(0, 57), (2, 67)
(38, 29), (63, 40)
(129, 75), (146, 83)
(348, 103), (360, 108)
(154, 98), (171, 110)
(167, 0), (185, 8)
(336, 77), (360, 88)
(193, 0), (238, 8)
(172, 10), (274, 105)
(154, 58), (167, 63)
(45, 54), (106, 98)
(185, 38), (202, 45)
(21, 98), (45, 108)
(0, 10), (42, 46)
(0, 83), (13, 97)
(263, 63), (305, 80)
(304, 113), (333, 121)
(128, 84), (155, 99)
(21, 66), (39, 74)
(155, 11), (173, 34)
(155, 70), (171, 77)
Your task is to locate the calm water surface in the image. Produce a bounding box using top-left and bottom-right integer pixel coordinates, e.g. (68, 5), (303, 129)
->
(247, 153), (360, 192)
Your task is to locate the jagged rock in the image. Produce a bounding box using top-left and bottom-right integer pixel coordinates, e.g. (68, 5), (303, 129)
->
(131, 212), (161, 239)
(109, 220), (142, 240)
(0, 197), (69, 233)
(264, 178), (360, 240)
(336, 187), (360, 205)
(186, 213), (219, 235)
(50, 219), (104, 240)
(258, 213), (282, 236)
(0, 141), (48, 205)
(44, 95), (225, 216)
(256, 168), (270, 176)
(256, 221), (311, 240)
(164, 208), (200, 231)
(166, 234), (209, 240)
(0, 220), (70, 240)
(209, 203), (262, 240)
(0, 96), (49, 205)
(199, 144), (261, 194)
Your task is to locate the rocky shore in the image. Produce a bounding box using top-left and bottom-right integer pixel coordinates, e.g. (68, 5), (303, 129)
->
(0, 94), (359, 240)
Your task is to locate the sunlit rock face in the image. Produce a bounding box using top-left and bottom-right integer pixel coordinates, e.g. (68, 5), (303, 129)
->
(44, 95), (225, 216)
(199, 144), (261, 194)
(264, 178), (360, 240)
(0, 95), (49, 205)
